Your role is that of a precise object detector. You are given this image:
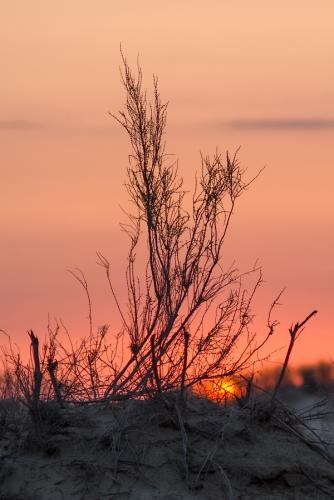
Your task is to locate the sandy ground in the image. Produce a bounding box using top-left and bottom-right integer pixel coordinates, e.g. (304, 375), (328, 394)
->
(0, 391), (334, 499)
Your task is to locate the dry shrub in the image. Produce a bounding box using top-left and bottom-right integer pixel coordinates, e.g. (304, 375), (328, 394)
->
(0, 55), (317, 411)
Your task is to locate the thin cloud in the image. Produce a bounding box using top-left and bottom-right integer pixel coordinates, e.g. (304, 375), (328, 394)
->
(228, 118), (334, 130)
(0, 120), (40, 131)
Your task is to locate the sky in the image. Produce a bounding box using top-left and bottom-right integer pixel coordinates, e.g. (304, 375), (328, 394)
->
(1, 1), (333, 367)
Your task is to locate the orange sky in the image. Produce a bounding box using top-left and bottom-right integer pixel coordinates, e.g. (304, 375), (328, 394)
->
(1, 1), (333, 366)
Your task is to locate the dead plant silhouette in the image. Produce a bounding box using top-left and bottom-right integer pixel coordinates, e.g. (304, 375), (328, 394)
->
(99, 53), (270, 400)
(1, 55), (315, 406)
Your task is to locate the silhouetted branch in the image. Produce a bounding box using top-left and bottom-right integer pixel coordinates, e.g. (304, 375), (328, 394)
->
(28, 330), (42, 416)
(272, 310), (318, 400)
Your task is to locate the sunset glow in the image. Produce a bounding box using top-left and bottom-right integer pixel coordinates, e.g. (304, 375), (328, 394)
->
(1, 2), (333, 367)
(199, 378), (240, 402)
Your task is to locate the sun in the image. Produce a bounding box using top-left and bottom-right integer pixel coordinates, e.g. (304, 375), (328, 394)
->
(199, 378), (239, 402)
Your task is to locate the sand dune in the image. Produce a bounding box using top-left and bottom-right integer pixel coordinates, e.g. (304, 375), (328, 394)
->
(1, 391), (334, 499)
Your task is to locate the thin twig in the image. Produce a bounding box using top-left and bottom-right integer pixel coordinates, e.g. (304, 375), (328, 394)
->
(272, 310), (317, 400)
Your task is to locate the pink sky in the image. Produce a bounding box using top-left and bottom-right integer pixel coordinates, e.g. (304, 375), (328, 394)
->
(1, 1), (333, 366)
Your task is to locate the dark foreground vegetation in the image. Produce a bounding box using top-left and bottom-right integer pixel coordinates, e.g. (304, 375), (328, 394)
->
(0, 55), (329, 498)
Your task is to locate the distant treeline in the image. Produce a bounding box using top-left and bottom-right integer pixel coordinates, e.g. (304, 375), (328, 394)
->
(256, 361), (334, 392)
